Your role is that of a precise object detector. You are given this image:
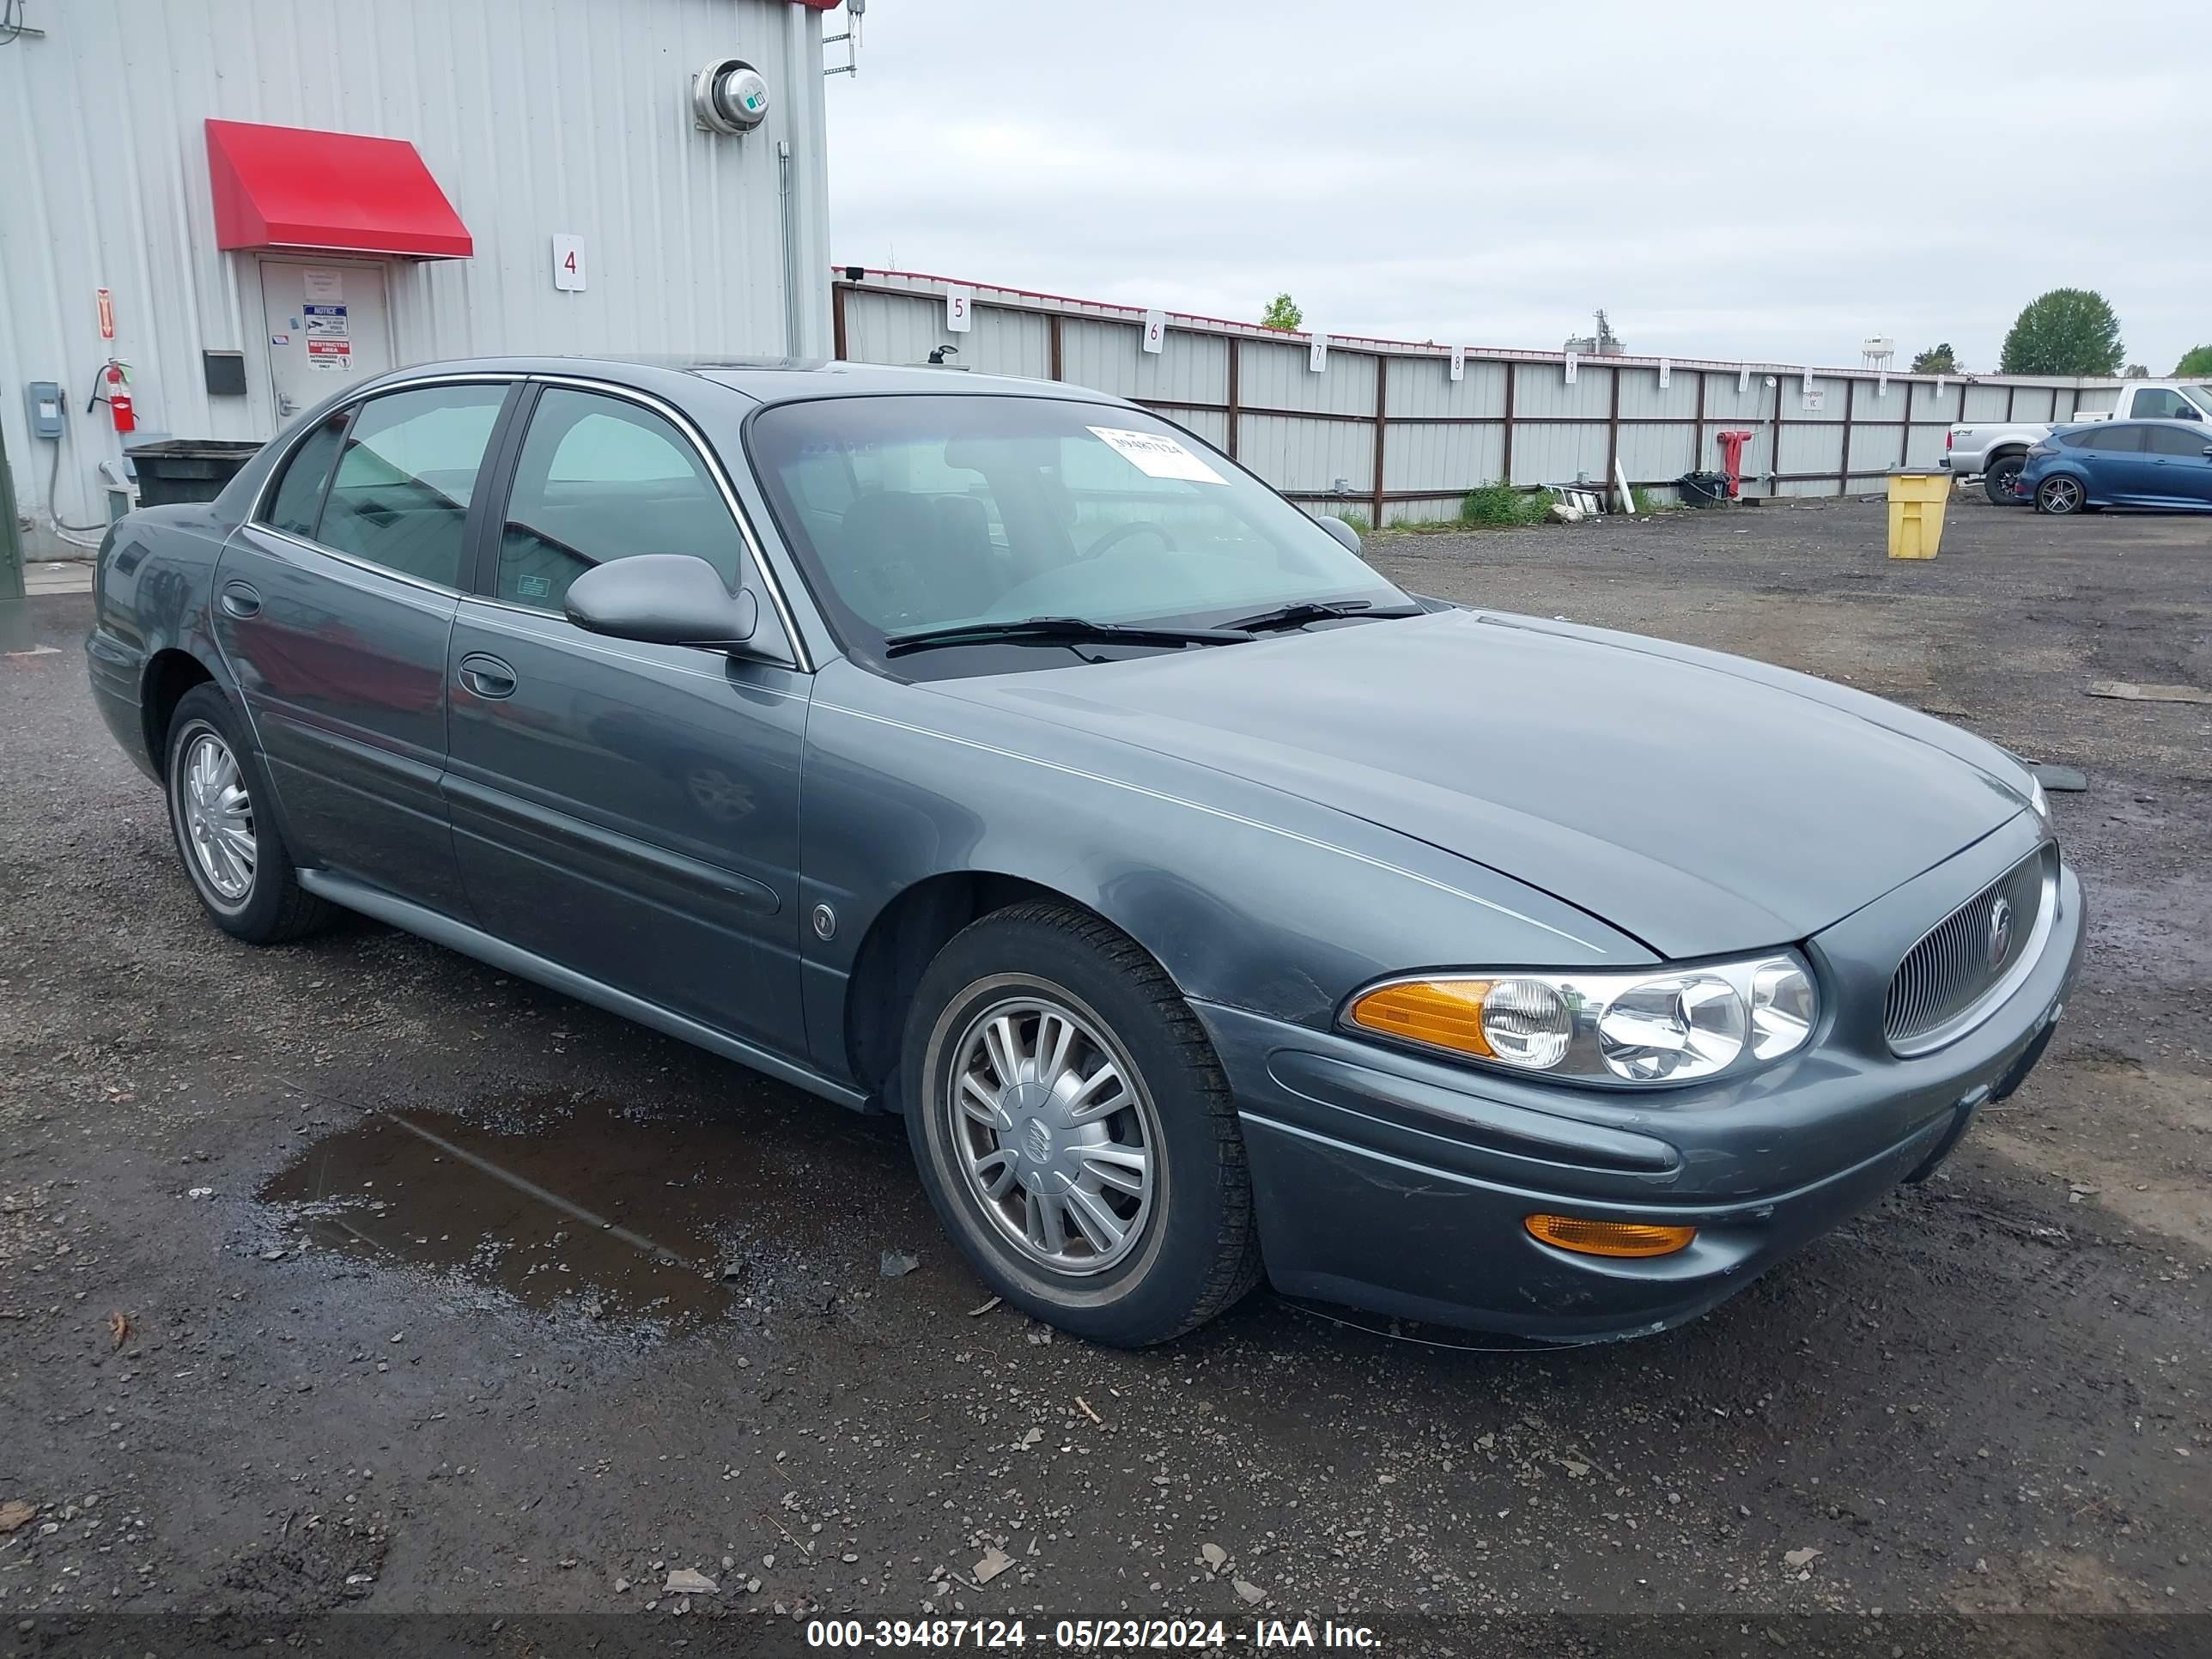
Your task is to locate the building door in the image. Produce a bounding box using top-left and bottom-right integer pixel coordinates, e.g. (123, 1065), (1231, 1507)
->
(258, 260), (393, 422)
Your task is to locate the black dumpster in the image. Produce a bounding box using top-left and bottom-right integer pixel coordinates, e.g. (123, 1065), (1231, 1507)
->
(125, 440), (264, 508)
(1675, 469), (1729, 507)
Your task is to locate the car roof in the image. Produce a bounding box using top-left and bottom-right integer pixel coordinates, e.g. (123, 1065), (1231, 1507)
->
(2053, 416), (2209, 430)
(352, 354), (1131, 410)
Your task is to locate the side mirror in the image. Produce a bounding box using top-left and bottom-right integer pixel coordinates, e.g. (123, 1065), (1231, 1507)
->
(565, 554), (759, 650)
(1316, 514), (1364, 555)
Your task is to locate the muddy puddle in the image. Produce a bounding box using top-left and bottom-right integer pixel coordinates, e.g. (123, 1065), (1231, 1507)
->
(258, 1092), (933, 1334)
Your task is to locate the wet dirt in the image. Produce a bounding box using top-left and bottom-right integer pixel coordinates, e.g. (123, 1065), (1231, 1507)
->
(4, 507), (2212, 1638)
(258, 1096), (797, 1334)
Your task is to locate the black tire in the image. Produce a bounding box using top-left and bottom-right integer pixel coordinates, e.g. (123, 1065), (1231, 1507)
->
(902, 902), (1262, 1346)
(163, 683), (333, 945)
(1982, 453), (2026, 505)
(2036, 474), (2084, 516)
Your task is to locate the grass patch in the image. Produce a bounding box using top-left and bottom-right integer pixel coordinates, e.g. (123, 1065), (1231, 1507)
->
(1459, 482), (1553, 528)
(1331, 511), (1373, 536)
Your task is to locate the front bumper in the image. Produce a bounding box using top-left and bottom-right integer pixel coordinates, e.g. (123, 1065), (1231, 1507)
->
(1197, 845), (2085, 1343)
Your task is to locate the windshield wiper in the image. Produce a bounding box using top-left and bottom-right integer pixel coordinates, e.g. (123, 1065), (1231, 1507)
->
(881, 616), (1252, 658)
(1219, 599), (1425, 634)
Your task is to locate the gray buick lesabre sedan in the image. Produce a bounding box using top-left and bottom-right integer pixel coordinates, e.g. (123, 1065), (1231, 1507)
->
(86, 356), (2083, 1347)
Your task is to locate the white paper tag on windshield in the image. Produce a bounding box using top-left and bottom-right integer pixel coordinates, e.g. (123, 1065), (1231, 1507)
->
(1087, 426), (1225, 485)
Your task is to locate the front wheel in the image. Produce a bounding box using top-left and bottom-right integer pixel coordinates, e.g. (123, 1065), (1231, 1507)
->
(1982, 454), (2026, 505)
(902, 902), (1262, 1346)
(2036, 475), (2084, 516)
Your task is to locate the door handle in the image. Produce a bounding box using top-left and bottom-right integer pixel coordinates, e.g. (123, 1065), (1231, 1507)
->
(458, 653), (517, 700)
(219, 581), (262, 619)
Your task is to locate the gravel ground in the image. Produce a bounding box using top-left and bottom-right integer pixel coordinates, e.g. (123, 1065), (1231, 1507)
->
(1, 496), (2207, 1656)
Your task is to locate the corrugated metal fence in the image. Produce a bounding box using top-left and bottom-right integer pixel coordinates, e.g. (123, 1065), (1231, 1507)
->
(833, 270), (2115, 525)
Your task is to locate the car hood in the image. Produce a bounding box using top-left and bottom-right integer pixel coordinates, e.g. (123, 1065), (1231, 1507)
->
(927, 609), (2030, 958)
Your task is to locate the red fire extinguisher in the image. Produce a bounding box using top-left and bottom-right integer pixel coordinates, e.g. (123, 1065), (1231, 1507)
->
(100, 360), (136, 434)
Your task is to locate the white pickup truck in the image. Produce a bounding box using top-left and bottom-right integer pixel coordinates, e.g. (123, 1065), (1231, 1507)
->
(1947, 380), (2212, 502)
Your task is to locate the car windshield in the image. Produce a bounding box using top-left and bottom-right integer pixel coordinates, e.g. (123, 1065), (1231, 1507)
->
(2185, 385), (2212, 417)
(746, 394), (1407, 668)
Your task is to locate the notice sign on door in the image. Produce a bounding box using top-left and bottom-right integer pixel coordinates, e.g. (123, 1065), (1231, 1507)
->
(303, 303), (349, 337)
(307, 339), (352, 371)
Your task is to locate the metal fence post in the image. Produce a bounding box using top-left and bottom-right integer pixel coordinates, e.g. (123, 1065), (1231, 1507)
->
(1838, 376), (1855, 496)
(1370, 354), (1389, 530)
(1225, 337), (1241, 460)
(0, 420), (25, 603)
(1500, 362), (1516, 485)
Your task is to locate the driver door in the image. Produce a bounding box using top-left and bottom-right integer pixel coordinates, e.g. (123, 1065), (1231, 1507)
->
(441, 380), (811, 1051)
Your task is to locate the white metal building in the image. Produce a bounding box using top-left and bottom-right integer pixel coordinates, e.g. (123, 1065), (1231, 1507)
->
(2, 0), (842, 557)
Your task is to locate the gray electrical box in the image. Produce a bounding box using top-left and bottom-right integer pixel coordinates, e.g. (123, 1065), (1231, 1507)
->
(26, 380), (65, 440)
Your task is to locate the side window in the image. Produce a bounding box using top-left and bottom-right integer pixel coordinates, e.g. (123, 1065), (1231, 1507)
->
(263, 411), (347, 538)
(495, 388), (744, 613)
(318, 384), (508, 587)
(2145, 425), (2209, 456)
(2081, 425), (2145, 453)
(2130, 388), (2189, 420)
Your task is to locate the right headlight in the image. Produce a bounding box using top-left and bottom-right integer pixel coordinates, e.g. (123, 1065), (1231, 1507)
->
(1346, 953), (1818, 1087)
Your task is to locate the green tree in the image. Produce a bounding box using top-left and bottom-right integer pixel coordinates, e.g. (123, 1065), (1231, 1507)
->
(2123, 364), (2150, 379)
(2175, 344), (2212, 377)
(1999, 289), (2124, 376)
(1259, 293), (1304, 331)
(1910, 343), (1956, 374)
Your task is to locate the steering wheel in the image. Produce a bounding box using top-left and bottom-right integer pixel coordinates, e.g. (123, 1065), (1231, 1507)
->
(1078, 520), (1168, 562)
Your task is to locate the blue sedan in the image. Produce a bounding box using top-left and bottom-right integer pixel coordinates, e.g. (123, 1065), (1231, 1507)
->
(2021, 418), (2212, 514)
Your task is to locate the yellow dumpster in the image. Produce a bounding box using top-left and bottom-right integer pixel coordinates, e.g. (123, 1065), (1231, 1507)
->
(1886, 468), (1951, 560)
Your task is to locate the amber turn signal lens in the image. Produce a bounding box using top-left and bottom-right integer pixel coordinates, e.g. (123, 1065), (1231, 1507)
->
(1347, 979), (1495, 1056)
(1524, 1214), (1697, 1258)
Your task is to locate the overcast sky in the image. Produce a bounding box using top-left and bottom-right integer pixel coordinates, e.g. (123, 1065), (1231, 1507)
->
(823, 0), (2210, 374)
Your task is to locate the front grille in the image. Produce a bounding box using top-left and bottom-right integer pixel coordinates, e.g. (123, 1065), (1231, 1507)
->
(1884, 848), (2051, 1050)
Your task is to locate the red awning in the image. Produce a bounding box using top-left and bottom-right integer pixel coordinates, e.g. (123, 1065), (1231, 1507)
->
(206, 119), (472, 260)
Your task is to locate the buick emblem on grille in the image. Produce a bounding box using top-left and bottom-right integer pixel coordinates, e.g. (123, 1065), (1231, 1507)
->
(1987, 896), (2014, 970)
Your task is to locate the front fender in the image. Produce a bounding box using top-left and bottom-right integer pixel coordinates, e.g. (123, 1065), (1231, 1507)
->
(795, 659), (1650, 1081)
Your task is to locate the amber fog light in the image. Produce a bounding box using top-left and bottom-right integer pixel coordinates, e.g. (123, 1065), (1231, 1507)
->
(1525, 1213), (1697, 1258)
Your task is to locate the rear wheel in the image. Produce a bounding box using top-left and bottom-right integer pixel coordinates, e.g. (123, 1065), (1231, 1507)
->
(902, 902), (1261, 1346)
(2036, 474), (2084, 516)
(163, 684), (332, 944)
(1982, 453), (2026, 505)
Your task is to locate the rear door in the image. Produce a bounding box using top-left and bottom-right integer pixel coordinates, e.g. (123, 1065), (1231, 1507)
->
(2139, 423), (2212, 508)
(215, 377), (516, 915)
(442, 378), (811, 1051)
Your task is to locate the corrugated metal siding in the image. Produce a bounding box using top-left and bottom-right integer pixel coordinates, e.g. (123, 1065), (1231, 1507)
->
(1617, 423), (1697, 482)
(3, 0), (830, 543)
(1385, 424), (1503, 492)
(1510, 423), (1611, 486)
(1512, 362), (1616, 420)
(1239, 415), (1373, 494)
(842, 289), (957, 369)
(1385, 357), (1507, 418)
(1960, 384), (2011, 422)
(1238, 338), (1375, 416)
(827, 273), (2118, 521)
(1849, 423), (1905, 475)
(1060, 318), (1230, 407)
(1617, 366), (1699, 421)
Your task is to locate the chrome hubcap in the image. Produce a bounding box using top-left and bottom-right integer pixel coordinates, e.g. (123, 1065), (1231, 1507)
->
(180, 731), (256, 902)
(948, 996), (1158, 1275)
(2045, 479), (2079, 512)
